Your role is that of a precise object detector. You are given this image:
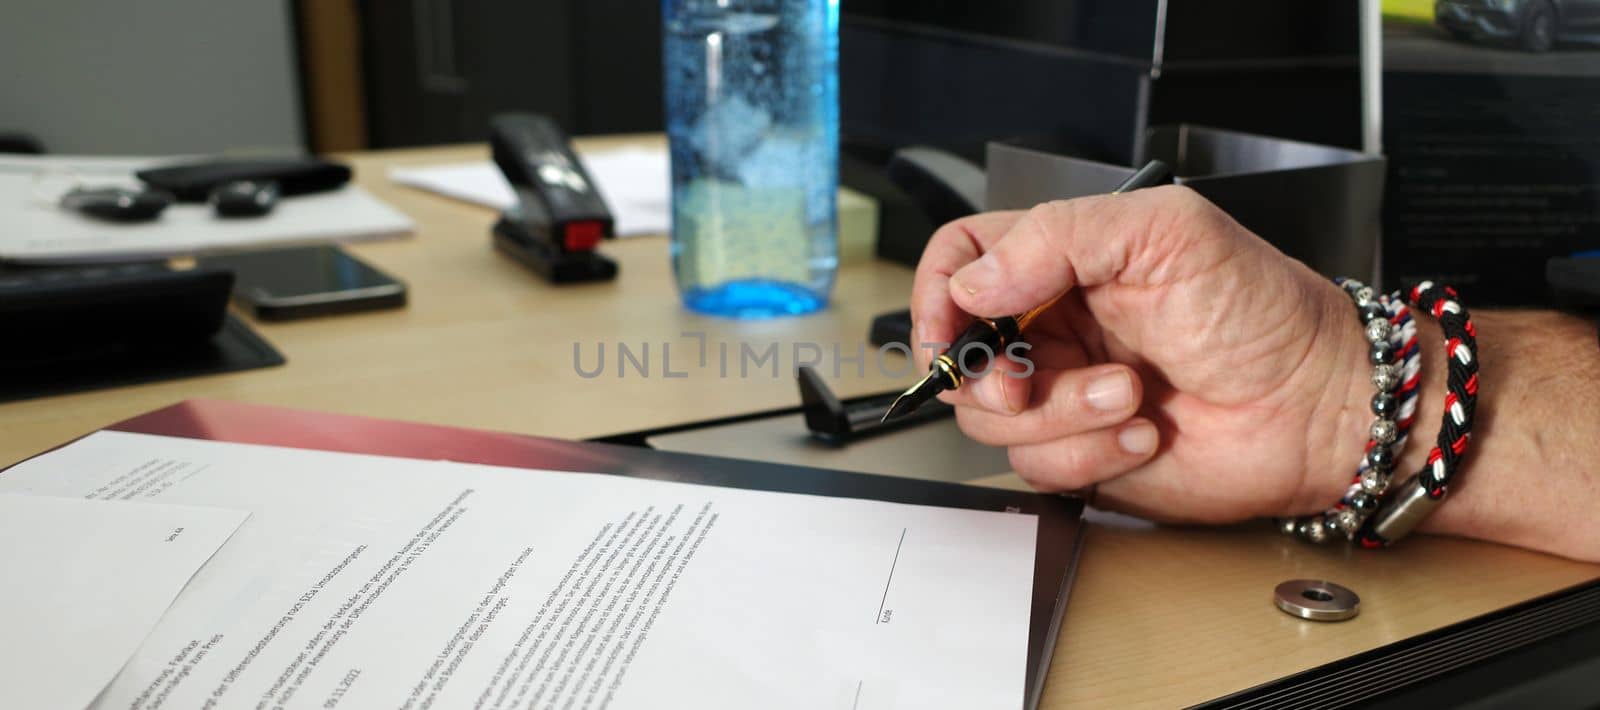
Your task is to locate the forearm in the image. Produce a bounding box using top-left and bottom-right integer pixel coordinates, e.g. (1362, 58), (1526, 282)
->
(1315, 306), (1600, 560)
(1413, 310), (1600, 561)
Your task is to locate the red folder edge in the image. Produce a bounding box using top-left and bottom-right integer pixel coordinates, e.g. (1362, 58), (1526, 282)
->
(106, 398), (615, 471)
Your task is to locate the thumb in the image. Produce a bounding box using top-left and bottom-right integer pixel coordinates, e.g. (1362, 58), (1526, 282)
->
(948, 189), (1166, 317)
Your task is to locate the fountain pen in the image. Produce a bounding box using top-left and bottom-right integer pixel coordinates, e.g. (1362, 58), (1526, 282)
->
(881, 159), (1173, 423)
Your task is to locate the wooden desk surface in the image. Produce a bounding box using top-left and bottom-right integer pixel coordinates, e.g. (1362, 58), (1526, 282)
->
(2, 137), (1594, 707)
(0, 135), (912, 463)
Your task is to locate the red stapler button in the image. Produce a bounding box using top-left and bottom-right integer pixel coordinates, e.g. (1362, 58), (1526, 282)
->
(563, 221), (605, 252)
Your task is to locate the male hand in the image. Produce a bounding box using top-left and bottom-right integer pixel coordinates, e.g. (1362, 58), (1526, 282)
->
(911, 186), (1371, 523)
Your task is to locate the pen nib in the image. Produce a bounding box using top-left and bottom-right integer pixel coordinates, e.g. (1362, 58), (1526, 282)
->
(880, 368), (946, 423)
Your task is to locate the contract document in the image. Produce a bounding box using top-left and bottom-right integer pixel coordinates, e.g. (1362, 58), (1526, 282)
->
(0, 494), (247, 710)
(0, 431), (1037, 710)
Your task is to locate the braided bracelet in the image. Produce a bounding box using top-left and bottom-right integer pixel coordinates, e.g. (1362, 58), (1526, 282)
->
(1279, 282), (1423, 543)
(1360, 281), (1480, 546)
(1279, 280), (1479, 546)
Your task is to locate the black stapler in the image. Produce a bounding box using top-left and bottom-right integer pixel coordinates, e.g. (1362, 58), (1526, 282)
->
(489, 113), (618, 283)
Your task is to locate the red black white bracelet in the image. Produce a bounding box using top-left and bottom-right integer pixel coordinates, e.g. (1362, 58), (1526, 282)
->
(1279, 280), (1480, 546)
(1360, 281), (1480, 546)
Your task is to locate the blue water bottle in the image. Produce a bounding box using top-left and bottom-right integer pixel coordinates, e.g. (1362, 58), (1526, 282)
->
(662, 0), (839, 318)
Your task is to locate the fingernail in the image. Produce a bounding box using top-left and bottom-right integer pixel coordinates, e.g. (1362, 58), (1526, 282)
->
(1086, 371), (1133, 412)
(1118, 422), (1158, 456)
(953, 256), (999, 295)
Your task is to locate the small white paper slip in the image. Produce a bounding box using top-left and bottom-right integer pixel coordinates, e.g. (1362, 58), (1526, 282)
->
(0, 494), (248, 710)
(388, 146), (672, 236)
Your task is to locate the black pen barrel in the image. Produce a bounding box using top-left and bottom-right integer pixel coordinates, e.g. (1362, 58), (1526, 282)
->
(946, 316), (1022, 385)
(1113, 160), (1172, 194)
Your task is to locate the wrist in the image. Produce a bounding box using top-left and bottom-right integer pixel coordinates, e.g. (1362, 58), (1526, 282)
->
(1290, 300), (1600, 561)
(1437, 309), (1600, 561)
(1292, 279), (1380, 514)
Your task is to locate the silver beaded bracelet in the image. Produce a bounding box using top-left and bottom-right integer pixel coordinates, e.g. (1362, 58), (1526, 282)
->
(1278, 280), (1422, 543)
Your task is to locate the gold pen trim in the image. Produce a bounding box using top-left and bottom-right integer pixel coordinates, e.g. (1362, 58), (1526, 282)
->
(933, 354), (963, 389)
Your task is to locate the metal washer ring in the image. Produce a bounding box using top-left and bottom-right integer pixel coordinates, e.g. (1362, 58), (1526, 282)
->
(1275, 579), (1360, 621)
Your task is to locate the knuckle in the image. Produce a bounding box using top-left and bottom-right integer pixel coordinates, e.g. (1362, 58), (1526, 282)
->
(1008, 442), (1090, 491)
(1155, 184), (1229, 234)
(1006, 446), (1036, 477)
(937, 213), (985, 234)
(1051, 385), (1103, 427)
(1037, 368), (1135, 432)
(917, 217), (981, 270)
(1012, 466), (1056, 492)
(921, 220), (965, 258)
(1158, 183), (1208, 211)
(954, 407), (1005, 446)
(1027, 201), (1077, 249)
(1023, 201), (1060, 226)
(1130, 185), (1239, 278)
(1001, 201), (1078, 282)
(1035, 392), (1083, 436)
(980, 375), (1022, 416)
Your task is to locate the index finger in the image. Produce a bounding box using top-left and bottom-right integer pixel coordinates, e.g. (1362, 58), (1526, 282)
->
(910, 210), (1026, 370)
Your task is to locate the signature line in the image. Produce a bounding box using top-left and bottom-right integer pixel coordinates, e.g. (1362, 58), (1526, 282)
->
(876, 528), (906, 624)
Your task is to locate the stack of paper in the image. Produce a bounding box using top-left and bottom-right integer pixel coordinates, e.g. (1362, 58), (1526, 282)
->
(0, 155), (414, 263)
(0, 431), (1037, 709)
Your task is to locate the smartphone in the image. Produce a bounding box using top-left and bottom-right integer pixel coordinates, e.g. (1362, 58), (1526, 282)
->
(198, 245), (406, 321)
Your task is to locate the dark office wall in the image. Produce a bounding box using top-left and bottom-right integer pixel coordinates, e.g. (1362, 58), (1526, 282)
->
(570, 0), (664, 134)
(1153, 0), (1362, 151)
(1160, 0), (1358, 60)
(839, 0), (1362, 166)
(839, 23), (1151, 165)
(361, 0), (1359, 157)
(362, 0), (662, 147)
(842, 0), (1160, 59)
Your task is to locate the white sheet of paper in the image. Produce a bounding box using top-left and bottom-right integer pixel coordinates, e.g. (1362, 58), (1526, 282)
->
(0, 431), (1036, 710)
(0, 155), (414, 263)
(388, 146), (672, 236)
(0, 493), (248, 710)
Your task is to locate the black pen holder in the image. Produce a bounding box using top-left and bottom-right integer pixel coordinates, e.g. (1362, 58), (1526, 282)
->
(986, 124), (1386, 282)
